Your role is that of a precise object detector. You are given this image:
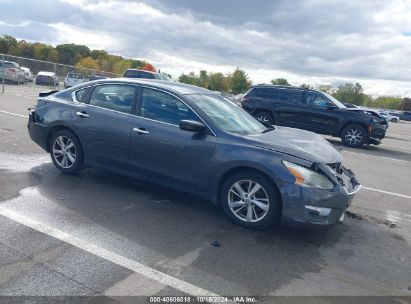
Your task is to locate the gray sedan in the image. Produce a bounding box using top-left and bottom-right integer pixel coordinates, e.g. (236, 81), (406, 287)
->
(27, 78), (361, 229)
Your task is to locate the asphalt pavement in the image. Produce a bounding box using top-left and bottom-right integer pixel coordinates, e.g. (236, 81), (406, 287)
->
(1, 84), (411, 302)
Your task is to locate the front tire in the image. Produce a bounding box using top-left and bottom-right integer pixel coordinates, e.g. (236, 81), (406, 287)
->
(391, 118), (398, 123)
(50, 130), (84, 174)
(254, 111), (274, 126)
(221, 171), (281, 229)
(341, 124), (367, 148)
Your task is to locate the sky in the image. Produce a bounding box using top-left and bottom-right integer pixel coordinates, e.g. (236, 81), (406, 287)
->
(0, 0), (411, 96)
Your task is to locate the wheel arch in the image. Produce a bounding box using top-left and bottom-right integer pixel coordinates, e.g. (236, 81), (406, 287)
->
(46, 125), (82, 153)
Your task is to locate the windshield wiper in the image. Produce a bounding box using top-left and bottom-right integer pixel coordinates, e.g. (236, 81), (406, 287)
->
(262, 126), (275, 133)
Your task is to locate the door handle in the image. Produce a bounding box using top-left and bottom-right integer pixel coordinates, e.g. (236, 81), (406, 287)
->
(76, 111), (90, 118)
(133, 127), (150, 135)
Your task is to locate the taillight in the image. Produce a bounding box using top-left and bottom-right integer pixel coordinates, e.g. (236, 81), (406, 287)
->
(7, 68), (16, 73)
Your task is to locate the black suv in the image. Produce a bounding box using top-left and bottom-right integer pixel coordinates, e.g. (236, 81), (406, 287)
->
(241, 85), (387, 148)
(123, 69), (172, 81)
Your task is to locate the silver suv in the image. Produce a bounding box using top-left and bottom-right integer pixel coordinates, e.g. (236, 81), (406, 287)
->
(64, 73), (86, 88)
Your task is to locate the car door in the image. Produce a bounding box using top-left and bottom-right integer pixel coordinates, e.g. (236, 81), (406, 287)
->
(300, 91), (341, 135)
(71, 84), (137, 170)
(128, 87), (217, 192)
(271, 88), (306, 128)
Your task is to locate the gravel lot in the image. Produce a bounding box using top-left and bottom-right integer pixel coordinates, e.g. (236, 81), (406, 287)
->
(1, 84), (411, 302)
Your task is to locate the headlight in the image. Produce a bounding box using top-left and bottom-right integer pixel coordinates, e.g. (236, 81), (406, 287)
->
(282, 161), (334, 190)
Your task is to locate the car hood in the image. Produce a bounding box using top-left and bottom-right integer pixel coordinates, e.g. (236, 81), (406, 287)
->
(245, 126), (342, 164)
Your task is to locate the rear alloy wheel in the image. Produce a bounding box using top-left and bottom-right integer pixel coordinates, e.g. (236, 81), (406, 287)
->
(391, 118), (397, 123)
(341, 124), (366, 148)
(221, 171), (281, 229)
(254, 111), (273, 126)
(50, 130), (84, 174)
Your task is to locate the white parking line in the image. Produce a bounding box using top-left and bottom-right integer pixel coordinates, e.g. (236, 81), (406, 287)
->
(0, 110), (27, 118)
(342, 150), (411, 164)
(363, 186), (411, 199)
(0, 206), (220, 297)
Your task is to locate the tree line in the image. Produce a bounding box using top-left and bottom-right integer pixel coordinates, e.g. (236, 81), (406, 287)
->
(0, 35), (151, 75)
(178, 68), (252, 95)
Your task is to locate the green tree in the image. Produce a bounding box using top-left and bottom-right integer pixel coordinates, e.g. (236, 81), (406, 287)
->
(178, 72), (199, 85)
(332, 82), (365, 106)
(56, 43), (91, 65)
(198, 70), (208, 87)
(75, 56), (100, 70)
(230, 68), (250, 94)
(317, 84), (334, 94)
(271, 78), (290, 85)
(373, 96), (402, 110)
(208, 72), (228, 91)
(0, 35), (18, 53)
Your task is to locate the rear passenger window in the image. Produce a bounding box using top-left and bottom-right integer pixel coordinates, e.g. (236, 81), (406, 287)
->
(253, 88), (279, 99)
(89, 85), (135, 114)
(280, 89), (303, 104)
(74, 88), (88, 102)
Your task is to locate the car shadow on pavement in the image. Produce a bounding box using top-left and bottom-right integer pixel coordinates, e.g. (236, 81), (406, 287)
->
(8, 162), (410, 295)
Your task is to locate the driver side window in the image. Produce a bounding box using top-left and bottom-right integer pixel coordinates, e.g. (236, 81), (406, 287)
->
(140, 88), (198, 125)
(306, 92), (332, 108)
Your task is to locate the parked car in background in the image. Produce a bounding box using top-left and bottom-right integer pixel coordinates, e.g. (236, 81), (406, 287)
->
(0, 60), (25, 84)
(123, 69), (173, 81)
(64, 73), (86, 88)
(89, 74), (109, 81)
(35, 71), (59, 86)
(379, 111), (400, 123)
(241, 85), (387, 148)
(21, 67), (34, 82)
(27, 79), (361, 229)
(395, 111), (411, 121)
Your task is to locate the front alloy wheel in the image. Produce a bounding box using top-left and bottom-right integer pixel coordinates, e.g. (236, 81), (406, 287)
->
(341, 124), (366, 148)
(228, 180), (270, 223)
(221, 171), (281, 229)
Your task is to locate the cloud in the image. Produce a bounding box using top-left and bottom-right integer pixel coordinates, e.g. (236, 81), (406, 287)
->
(0, 0), (410, 96)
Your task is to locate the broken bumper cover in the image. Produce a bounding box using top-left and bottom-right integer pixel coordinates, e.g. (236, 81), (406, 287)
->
(278, 167), (361, 227)
(368, 125), (386, 145)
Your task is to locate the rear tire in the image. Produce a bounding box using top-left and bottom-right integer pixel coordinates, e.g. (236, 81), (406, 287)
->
(391, 118), (398, 123)
(341, 124), (367, 148)
(254, 111), (274, 126)
(221, 171), (281, 230)
(50, 130), (84, 174)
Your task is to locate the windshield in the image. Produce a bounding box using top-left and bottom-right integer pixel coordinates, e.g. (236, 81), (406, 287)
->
(188, 94), (266, 135)
(322, 92), (347, 109)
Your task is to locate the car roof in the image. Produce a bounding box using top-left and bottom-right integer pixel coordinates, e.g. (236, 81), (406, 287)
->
(82, 78), (215, 95)
(38, 71), (55, 76)
(251, 84), (316, 92)
(250, 84), (327, 97)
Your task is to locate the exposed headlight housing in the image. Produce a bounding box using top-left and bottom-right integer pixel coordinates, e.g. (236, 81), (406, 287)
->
(282, 161), (334, 190)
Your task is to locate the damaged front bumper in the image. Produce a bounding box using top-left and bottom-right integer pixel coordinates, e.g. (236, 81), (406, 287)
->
(278, 164), (361, 227)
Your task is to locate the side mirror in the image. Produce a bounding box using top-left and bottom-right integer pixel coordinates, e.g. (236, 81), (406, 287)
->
(179, 120), (206, 133)
(327, 105), (337, 110)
